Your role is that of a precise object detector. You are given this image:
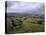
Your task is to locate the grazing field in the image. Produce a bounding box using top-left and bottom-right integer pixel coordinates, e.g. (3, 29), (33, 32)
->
(7, 15), (45, 34)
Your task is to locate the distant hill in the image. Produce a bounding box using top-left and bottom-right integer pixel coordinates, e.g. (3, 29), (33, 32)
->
(6, 12), (44, 16)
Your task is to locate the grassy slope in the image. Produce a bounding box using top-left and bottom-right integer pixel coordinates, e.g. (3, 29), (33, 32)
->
(7, 16), (45, 34)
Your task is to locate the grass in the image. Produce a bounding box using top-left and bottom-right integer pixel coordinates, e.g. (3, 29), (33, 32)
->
(6, 16), (45, 34)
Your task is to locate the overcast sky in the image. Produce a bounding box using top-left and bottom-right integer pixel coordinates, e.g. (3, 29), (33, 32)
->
(7, 1), (45, 14)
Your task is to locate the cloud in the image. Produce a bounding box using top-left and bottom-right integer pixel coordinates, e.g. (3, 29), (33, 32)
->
(7, 1), (45, 14)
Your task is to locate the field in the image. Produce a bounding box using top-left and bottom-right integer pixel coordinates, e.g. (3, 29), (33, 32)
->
(6, 15), (45, 34)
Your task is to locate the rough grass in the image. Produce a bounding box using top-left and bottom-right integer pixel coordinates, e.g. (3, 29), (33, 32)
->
(6, 16), (45, 34)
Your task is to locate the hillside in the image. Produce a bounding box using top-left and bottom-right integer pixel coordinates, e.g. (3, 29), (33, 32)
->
(6, 15), (45, 34)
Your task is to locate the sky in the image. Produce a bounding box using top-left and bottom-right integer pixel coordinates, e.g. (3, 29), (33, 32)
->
(7, 1), (45, 14)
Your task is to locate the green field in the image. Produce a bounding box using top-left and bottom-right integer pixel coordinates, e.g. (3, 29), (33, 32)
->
(7, 15), (45, 34)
